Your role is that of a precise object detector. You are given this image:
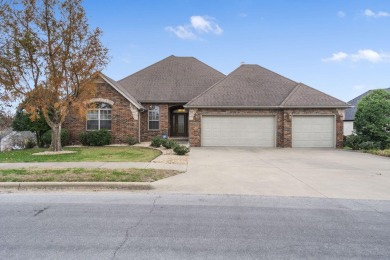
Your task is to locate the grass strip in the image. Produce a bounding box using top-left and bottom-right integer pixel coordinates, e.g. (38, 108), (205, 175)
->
(0, 168), (181, 182)
(0, 146), (161, 163)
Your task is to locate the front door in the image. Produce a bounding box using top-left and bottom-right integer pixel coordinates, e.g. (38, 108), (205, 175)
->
(172, 113), (188, 137)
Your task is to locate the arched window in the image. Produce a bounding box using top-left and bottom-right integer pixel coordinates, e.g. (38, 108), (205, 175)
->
(87, 102), (112, 130)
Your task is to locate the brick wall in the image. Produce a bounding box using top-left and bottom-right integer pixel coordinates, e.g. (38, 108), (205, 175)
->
(139, 103), (169, 142)
(189, 108), (344, 148)
(63, 81), (139, 145)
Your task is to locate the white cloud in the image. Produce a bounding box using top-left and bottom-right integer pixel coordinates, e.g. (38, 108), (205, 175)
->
(238, 12), (248, 18)
(166, 15), (223, 40)
(337, 11), (346, 18)
(322, 52), (348, 62)
(165, 25), (197, 40)
(364, 9), (390, 18)
(191, 16), (223, 35)
(322, 49), (390, 63)
(351, 49), (383, 63)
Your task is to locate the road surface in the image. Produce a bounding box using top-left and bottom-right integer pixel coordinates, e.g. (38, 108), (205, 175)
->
(1, 192), (390, 259)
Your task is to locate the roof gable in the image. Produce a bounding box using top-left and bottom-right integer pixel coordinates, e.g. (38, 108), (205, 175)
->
(186, 64), (351, 108)
(281, 83), (350, 108)
(186, 64), (297, 107)
(97, 72), (143, 109)
(118, 55), (225, 102)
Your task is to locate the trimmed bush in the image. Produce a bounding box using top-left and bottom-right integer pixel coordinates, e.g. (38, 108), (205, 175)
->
(151, 136), (163, 148)
(79, 129), (112, 146)
(358, 141), (381, 150)
(173, 145), (189, 155)
(344, 134), (364, 150)
(126, 136), (137, 145)
(42, 128), (69, 147)
(162, 139), (178, 149)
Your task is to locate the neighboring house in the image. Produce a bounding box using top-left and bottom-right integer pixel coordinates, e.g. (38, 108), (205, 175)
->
(64, 55), (351, 148)
(344, 88), (390, 136)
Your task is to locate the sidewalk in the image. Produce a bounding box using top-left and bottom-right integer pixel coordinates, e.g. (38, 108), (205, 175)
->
(0, 162), (187, 172)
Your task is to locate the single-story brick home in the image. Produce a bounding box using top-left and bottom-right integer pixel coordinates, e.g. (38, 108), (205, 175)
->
(64, 55), (351, 148)
(343, 87), (390, 136)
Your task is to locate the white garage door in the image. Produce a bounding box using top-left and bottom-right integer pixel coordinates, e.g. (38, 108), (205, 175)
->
(202, 116), (275, 147)
(292, 116), (335, 148)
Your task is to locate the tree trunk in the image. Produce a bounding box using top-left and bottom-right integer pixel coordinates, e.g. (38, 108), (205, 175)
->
(50, 123), (62, 152)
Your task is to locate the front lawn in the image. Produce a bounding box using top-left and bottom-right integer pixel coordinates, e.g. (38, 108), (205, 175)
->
(0, 168), (181, 182)
(0, 146), (161, 163)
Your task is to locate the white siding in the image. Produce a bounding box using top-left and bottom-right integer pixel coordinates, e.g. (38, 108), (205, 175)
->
(344, 121), (354, 136)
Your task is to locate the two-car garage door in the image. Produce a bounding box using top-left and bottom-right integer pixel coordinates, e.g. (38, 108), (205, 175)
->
(201, 115), (335, 148)
(202, 116), (275, 147)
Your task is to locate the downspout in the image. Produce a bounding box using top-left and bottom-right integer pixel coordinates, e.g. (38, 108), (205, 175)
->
(138, 110), (141, 143)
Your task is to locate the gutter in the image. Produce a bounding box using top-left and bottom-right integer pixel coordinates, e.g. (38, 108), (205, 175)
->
(184, 105), (352, 109)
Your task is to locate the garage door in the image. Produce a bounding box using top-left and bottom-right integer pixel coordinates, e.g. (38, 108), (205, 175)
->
(292, 116), (335, 148)
(202, 116), (275, 147)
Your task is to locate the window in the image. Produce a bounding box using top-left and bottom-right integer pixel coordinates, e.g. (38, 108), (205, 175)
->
(148, 106), (160, 130)
(87, 102), (112, 130)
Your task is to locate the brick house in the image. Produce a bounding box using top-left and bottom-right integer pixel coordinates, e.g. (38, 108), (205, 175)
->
(64, 55), (350, 148)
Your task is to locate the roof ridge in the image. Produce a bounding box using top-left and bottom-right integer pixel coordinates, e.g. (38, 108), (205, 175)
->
(118, 55), (225, 84)
(280, 83), (302, 106)
(118, 55), (174, 83)
(189, 57), (225, 77)
(251, 64), (297, 84)
(97, 72), (143, 109)
(186, 65), (244, 106)
(296, 82), (350, 105)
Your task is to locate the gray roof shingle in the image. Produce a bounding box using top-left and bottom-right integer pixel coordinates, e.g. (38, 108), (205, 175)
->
(98, 72), (143, 109)
(344, 87), (390, 121)
(118, 55), (225, 102)
(281, 83), (350, 108)
(186, 64), (350, 108)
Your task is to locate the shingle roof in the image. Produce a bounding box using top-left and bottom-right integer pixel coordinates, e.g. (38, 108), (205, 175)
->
(281, 83), (350, 108)
(118, 55), (225, 102)
(97, 72), (143, 109)
(186, 64), (350, 108)
(344, 87), (390, 121)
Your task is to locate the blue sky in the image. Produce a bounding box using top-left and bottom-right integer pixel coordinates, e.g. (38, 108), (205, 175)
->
(83, 0), (390, 102)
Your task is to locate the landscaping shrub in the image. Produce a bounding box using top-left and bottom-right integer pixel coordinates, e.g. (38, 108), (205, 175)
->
(354, 89), (390, 149)
(173, 145), (190, 155)
(151, 136), (163, 148)
(42, 128), (69, 147)
(358, 141), (381, 151)
(344, 134), (364, 150)
(162, 139), (178, 149)
(79, 129), (112, 146)
(25, 138), (36, 149)
(126, 136), (137, 145)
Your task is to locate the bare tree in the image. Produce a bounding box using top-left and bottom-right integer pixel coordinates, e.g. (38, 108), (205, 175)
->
(0, 0), (109, 151)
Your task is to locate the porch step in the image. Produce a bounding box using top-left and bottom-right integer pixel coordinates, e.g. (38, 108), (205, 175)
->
(168, 137), (189, 141)
(168, 137), (189, 145)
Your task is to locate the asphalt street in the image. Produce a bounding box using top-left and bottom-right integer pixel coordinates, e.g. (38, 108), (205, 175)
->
(1, 192), (390, 259)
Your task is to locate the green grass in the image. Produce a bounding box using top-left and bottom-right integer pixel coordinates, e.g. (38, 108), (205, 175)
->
(0, 147), (161, 163)
(364, 149), (390, 158)
(0, 168), (181, 182)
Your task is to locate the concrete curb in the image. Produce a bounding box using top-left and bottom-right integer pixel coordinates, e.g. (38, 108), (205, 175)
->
(0, 182), (153, 191)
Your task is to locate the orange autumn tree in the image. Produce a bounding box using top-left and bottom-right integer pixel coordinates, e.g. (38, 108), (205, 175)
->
(0, 0), (109, 151)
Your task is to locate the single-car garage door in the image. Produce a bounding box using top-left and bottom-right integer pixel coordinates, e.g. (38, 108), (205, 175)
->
(202, 116), (275, 147)
(292, 115), (335, 148)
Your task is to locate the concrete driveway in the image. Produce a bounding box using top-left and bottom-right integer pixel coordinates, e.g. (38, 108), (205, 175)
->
(153, 148), (390, 200)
